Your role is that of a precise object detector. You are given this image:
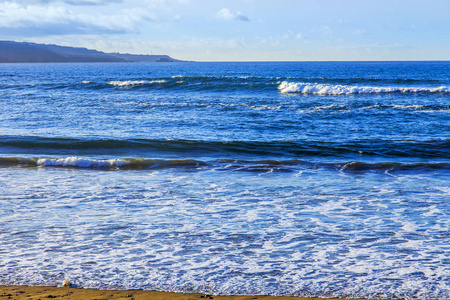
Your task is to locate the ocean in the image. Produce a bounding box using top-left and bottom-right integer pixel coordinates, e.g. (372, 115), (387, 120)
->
(0, 61), (449, 299)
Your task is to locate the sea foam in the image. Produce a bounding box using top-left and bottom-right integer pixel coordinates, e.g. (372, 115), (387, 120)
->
(37, 157), (128, 168)
(278, 81), (450, 95)
(108, 80), (166, 87)
(32, 157), (204, 170)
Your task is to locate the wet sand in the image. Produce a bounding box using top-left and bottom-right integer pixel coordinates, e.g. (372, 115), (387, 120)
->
(0, 285), (388, 300)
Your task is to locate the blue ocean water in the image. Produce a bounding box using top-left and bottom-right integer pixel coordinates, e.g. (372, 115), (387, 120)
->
(0, 61), (449, 299)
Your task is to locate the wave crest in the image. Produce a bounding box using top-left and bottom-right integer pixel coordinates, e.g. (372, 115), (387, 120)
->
(107, 80), (166, 87)
(0, 156), (204, 170)
(278, 81), (450, 95)
(1, 156), (449, 172)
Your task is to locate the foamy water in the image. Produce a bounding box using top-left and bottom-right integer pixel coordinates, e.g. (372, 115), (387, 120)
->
(1, 166), (449, 298)
(278, 81), (450, 95)
(0, 61), (449, 298)
(108, 80), (167, 86)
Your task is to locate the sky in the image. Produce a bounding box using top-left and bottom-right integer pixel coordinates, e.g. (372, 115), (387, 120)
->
(0, 0), (449, 61)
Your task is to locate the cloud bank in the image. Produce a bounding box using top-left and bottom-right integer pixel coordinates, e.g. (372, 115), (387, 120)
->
(0, 1), (155, 36)
(216, 8), (249, 21)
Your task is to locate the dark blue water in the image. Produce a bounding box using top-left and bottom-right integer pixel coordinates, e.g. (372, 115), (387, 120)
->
(0, 61), (449, 299)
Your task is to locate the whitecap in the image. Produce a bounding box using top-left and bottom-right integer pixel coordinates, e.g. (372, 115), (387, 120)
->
(108, 80), (166, 87)
(278, 81), (450, 95)
(37, 157), (128, 168)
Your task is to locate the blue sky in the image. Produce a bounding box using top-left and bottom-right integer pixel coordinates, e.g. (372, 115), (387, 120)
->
(0, 0), (449, 61)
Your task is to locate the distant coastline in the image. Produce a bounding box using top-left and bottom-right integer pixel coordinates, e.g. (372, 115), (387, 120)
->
(0, 41), (183, 63)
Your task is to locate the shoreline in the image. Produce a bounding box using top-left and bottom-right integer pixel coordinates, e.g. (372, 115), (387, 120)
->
(0, 285), (390, 300)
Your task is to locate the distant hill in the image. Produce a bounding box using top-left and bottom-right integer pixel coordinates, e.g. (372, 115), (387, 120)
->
(0, 41), (182, 63)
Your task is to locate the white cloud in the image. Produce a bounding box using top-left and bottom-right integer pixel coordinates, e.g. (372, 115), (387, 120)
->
(216, 8), (249, 22)
(0, 0), (122, 5)
(0, 1), (159, 36)
(0, 3), (72, 28)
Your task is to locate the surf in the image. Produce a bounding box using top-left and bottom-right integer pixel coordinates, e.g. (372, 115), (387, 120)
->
(278, 81), (450, 95)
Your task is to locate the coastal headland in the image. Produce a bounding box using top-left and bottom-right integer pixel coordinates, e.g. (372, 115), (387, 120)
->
(0, 41), (182, 63)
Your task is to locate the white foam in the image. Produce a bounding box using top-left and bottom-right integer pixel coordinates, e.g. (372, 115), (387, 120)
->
(435, 186), (450, 194)
(278, 81), (450, 95)
(1, 165), (449, 299)
(108, 80), (166, 87)
(37, 157), (128, 168)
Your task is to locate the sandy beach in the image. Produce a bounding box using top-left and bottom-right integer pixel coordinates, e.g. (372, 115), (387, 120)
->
(0, 286), (388, 300)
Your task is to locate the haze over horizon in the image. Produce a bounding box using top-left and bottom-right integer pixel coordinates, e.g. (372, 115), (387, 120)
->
(0, 0), (449, 62)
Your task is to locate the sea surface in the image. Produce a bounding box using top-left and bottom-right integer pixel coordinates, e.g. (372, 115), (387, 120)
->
(0, 61), (449, 299)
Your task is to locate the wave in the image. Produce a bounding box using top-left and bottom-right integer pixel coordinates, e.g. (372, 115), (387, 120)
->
(107, 80), (167, 87)
(79, 76), (279, 93)
(1, 136), (449, 159)
(90, 77), (450, 95)
(1, 156), (449, 172)
(278, 81), (450, 95)
(4, 75), (449, 95)
(303, 77), (441, 84)
(0, 156), (204, 170)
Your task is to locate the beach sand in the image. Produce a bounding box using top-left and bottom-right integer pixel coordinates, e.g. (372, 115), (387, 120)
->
(0, 285), (387, 300)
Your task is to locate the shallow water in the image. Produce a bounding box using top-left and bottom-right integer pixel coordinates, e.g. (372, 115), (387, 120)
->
(0, 61), (449, 298)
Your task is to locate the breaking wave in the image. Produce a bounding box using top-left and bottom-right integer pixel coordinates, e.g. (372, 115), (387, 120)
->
(1, 156), (449, 173)
(8, 76), (450, 95)
(278, 81), (450, 95)
(0, 156), (205, 170)
(107, 80), (167, 87)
